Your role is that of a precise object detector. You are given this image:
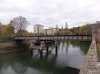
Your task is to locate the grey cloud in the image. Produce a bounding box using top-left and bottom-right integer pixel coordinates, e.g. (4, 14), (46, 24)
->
(0, 0), (100, 32)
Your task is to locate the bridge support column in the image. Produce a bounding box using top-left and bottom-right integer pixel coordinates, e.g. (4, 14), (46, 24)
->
(46, 46), (49, 54)
(40, 49), (43, 59)
(30, 49), (33, 56)
(55, 45), (58, 55)
(55, 41), (58, 55)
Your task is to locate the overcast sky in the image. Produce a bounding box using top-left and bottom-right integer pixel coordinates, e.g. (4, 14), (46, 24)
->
(0, 0), (100, 32)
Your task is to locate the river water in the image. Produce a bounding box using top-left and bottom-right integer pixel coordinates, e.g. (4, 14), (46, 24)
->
(0, 41), (91, 74)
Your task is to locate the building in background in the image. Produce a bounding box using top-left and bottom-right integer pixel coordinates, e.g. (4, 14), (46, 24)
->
(44, 28), (57, 35)
(51, 28), (57, 34)
(34, 24), (44, 34)
(44, 29), (52, 35)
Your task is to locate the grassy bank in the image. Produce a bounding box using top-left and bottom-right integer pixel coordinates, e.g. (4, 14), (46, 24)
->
(0, 43), (15, 47)
(0, 43), (19, 53)
(0, 42), (30, 53)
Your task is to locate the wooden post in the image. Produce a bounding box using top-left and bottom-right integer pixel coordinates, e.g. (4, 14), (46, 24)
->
(30, 49), (33, 56)
(39, 42), (44, 59)
(40, 49), (43, 59)
(55, 41), (58, 55)
(55, 45), (58, 55)
(46, 46), (49, 54)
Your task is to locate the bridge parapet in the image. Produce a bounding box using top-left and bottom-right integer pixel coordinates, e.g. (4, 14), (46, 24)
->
(80, 38), (100, 74)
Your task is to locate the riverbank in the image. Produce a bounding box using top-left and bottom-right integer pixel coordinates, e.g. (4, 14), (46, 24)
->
(0, 43), (23, 53)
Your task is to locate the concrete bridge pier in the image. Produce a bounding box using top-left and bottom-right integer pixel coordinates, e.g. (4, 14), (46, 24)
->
(55, 45), (58, 55)
(39, 42), (44, 59)
(39, 49), (43, 59)
(55, 41), (58, 55)
(46, 46), (49, 54)
(29, 42), (34, 49)
(30, 48), (33, 56)
(29, 40), (59, 59)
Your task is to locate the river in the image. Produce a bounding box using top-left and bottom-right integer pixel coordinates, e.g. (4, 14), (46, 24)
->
(0, 41), (91, 74)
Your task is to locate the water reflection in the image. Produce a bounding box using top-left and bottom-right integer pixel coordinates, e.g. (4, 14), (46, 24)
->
(69, 41), (91, 54)
(0, 41), (91, 74)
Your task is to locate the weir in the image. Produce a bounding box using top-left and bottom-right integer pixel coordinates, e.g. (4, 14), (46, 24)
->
(80, 23), (100, 74)
(79, 39), (100, 74)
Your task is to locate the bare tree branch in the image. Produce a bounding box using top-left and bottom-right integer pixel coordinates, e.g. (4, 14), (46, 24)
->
(10, 16), (29, 31)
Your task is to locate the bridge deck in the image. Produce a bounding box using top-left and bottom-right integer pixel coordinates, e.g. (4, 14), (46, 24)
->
(13, 35), (92, 41)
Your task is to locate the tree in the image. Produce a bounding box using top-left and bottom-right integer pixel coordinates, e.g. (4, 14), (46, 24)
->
(0, 23), (2, 39)
(6, 25), (14, 38)
(70, 24), (92, 35)
(79, 24), (92, 35)
(16, 30), (29, 36)
(0, 22), (2, 25)
(10, 16), (29, 32)
(0, 24), (14, 42)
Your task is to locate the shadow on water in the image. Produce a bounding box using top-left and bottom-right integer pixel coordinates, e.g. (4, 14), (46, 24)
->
(0, 41), (90, 74)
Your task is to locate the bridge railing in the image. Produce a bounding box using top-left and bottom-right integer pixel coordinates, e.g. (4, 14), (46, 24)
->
(13, 35), (92, 41)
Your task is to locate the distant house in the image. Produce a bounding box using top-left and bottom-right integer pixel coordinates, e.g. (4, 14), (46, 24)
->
(34, 24), (44, 34)
(44, 28), (57, 35)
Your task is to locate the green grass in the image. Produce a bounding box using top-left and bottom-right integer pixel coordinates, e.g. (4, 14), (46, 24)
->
(0, 43), (15, 48)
